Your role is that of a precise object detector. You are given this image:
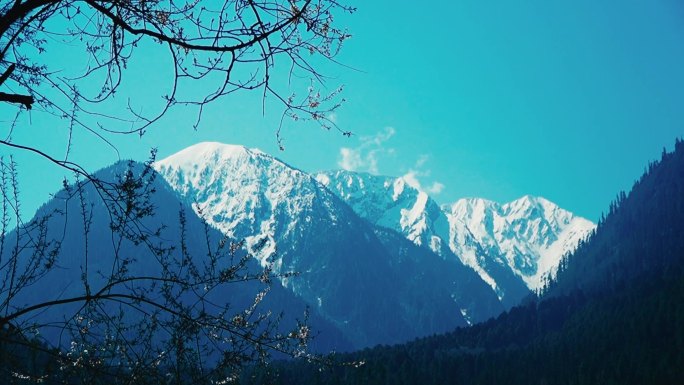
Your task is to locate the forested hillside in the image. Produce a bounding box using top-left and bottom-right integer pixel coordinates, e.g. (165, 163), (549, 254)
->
(256, 140), (684, 385)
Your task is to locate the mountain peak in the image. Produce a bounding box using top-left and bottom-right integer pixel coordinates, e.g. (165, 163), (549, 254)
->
(443, 195), (595, 291)
(448, 197), (499, 219)
(155, 143), (595, 299)
(156, 142), (268, 167)
(505, 195), (556, 214)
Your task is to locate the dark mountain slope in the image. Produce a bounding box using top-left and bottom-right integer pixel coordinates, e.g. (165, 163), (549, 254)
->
(372, 227), (503, 327)
(259, 139), (684, 385)
(0, 161), (351, 355)
(155, 143), (499, 348)
(548, 140), (684, 297)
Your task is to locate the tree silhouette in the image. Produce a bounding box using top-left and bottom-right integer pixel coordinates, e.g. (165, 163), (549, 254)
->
(0, 156), (320, 384)
(0, 0), (354, 152)
(0, 1), (354, 382)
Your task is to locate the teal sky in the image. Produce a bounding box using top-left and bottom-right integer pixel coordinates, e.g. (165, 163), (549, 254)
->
(4, 0), (684, 222)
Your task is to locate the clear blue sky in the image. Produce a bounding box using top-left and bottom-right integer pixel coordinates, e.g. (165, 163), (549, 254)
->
(3, 0), (684, 222)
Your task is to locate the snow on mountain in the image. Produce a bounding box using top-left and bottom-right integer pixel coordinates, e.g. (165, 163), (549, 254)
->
(2, 160), (351, 353)
(445, 196), (596, 291)
(318, 171), (595, 298)
(154, 142), (593, 337)
(154, 142), (329, 275)
(315, 170), (451, 256)
(318, 171), (528, 306)
(154, 142), (495, 348)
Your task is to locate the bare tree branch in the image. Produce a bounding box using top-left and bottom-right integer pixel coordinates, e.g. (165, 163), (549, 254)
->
(0, 63), (15, 85)
(0, 1), (354, 381)
(0, 90), (32, 108)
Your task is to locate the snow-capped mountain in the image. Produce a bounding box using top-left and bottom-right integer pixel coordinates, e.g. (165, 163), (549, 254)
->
(3, 161), (350, 353)
(154, 142), (326, 273)
(317, 170), (596, 300)
(316, 171), (524, 306)
(315, 170), (451, 256)
(6, 141), (595, 354)
(446, 196), (595, 291)
(154, 142), (502, 348)
(153, 142), (593, 345)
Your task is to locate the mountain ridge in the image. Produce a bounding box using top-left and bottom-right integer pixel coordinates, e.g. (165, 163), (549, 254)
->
(154, 142), (593, 319)
(1, 160), (352, 354)
(262, 138), (684, 385)
(155, 142), (502, 348)
(316, 167), (595, 300)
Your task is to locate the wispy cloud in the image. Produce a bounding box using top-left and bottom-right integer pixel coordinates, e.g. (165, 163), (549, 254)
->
(338, 127), (395, 174)
(400, 155), (446, 196)
(337, 129), (445, 196)
(427, 182), (445, 194)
